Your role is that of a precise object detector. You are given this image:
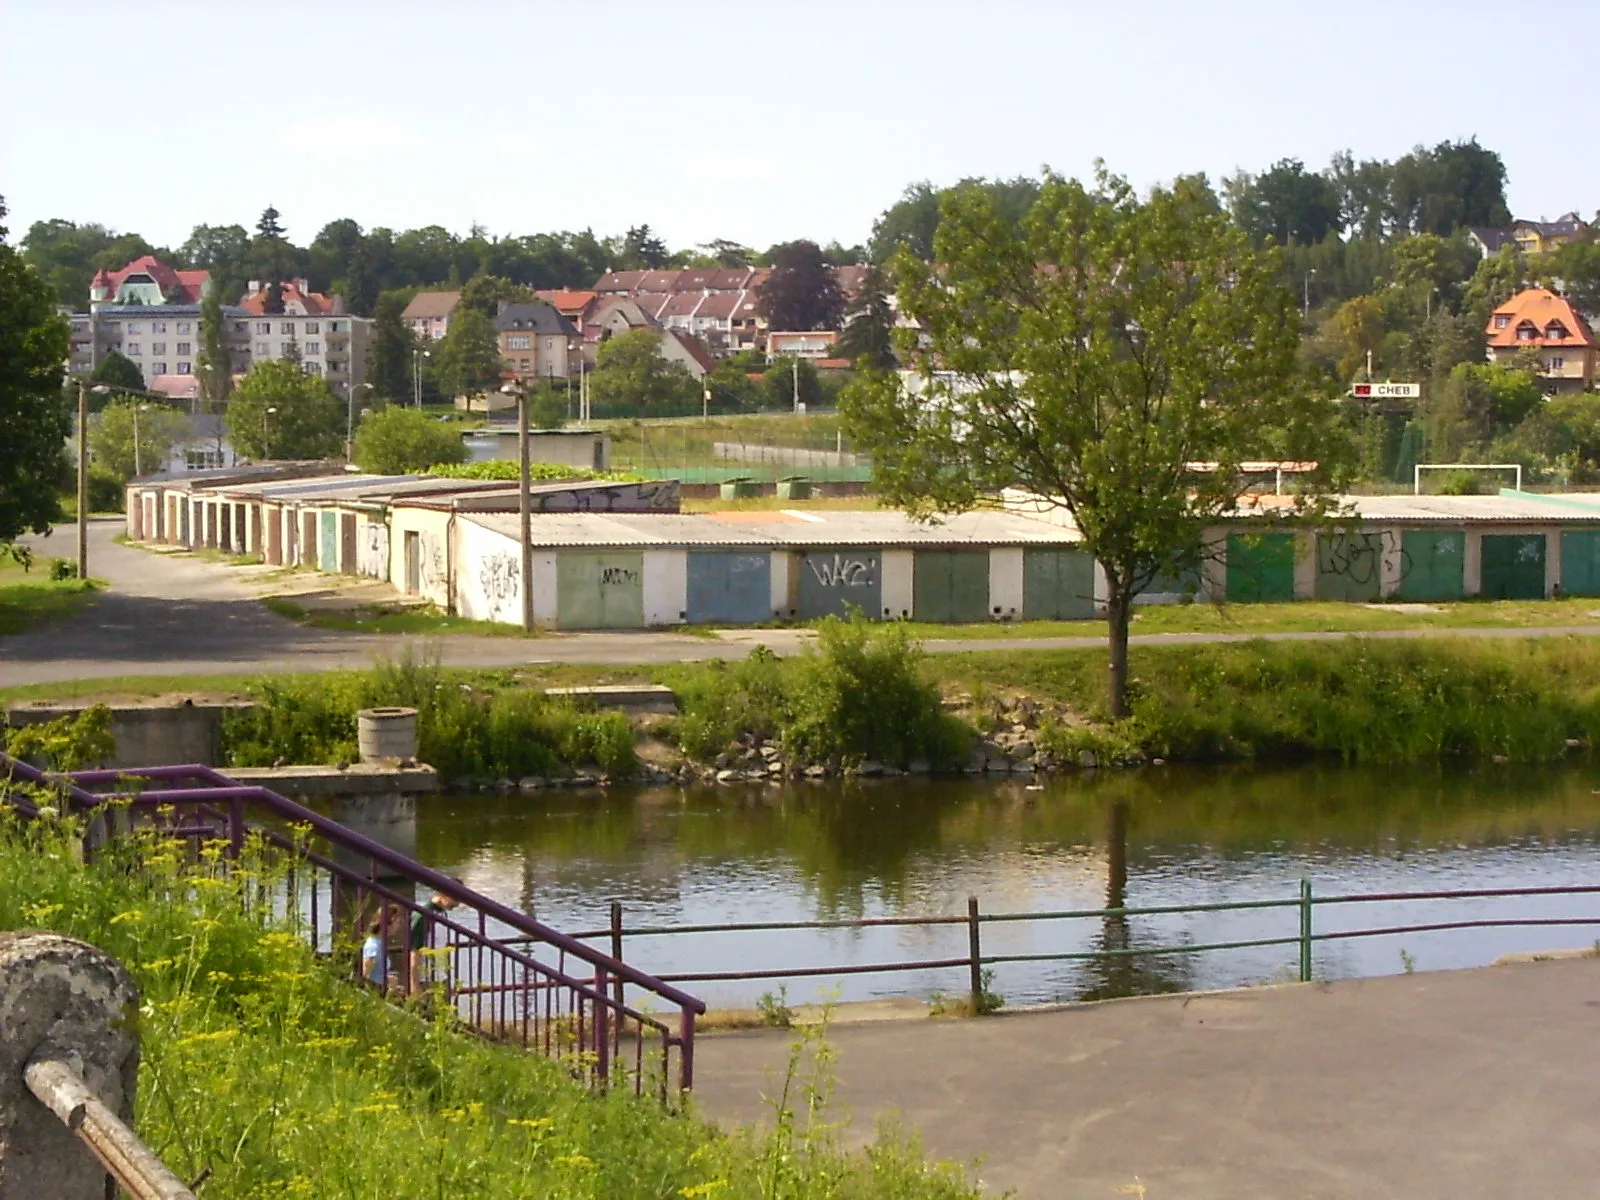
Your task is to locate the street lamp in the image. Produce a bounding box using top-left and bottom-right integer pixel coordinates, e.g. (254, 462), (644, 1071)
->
(412, 347), (431, 410)
(347, 382), (374, 462)
(499, 381), (534, 632)
(1303, 268), (1318, 318)
(263, 406), (278, 458)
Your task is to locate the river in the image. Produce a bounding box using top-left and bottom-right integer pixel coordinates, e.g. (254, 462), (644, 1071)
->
(409, 764), (1600, 1009)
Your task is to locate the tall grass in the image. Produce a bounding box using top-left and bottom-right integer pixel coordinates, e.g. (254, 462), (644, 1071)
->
(0, 807), (977, 1199)
(952, 638), (1600, 764)
(669, 616), (971, 768)
(224, 654), (637, 779)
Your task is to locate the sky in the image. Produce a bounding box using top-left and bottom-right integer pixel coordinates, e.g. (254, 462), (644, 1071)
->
(3, 0), (1597, 256)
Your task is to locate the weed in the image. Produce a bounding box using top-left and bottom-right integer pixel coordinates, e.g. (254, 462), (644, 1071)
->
(1399, 949), (1417, 974)
(3, 704), (114, 769)
(756, 985), (794, 1028)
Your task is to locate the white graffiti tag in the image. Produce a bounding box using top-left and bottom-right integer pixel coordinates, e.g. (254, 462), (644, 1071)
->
(807, 554), (876, 588)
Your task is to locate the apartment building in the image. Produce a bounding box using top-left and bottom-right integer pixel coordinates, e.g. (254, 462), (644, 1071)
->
(494, 301), (579, 382)
(67, 305), (251, 383)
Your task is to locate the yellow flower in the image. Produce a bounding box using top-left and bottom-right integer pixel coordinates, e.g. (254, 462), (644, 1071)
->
(178, 1028), (238, 1047)
(680, 1182), (729, 1198)
(555, 1155), (594, 1170)
(507, 1117), (553, 1130)
(353, 1103), (399, 1114)
(22, 903), (63, 923)
(109, 910), (145, 925)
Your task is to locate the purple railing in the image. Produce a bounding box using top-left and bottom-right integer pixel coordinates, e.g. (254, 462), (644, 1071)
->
(0, 755), (703, 1096)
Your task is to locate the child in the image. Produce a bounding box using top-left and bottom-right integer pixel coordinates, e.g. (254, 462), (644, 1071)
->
(361, 913), (390, 989)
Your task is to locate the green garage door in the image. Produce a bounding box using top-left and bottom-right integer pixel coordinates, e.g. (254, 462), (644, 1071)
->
(1479, 534), (1546, 600)
(1226, 533), (1296, 603)
(1023, 550), (1096, 620)
(319, 511), (338, 573)
(1399, 531), (1465, 601)
(1315, 532), (1382, 602)
(797, 550), (882, 619)
(557, 552), (645, 629)
(913, 551), (990, 623)
(1561, 530), (1600, 597)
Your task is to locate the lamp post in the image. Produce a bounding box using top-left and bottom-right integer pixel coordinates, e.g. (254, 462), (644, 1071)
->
(263, 406), (278, 458)
(1303, 268), (1317, 318)
(132, 403), (151, 477)
(347, 382), (374, 462)
(412, 347), (431, 410)
(499, 382), (534, 631)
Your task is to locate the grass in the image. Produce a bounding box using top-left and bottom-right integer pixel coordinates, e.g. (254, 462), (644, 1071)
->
(0, 554), (99, 635)
(260, 596), (540, 638)
(600, 411), (849, 474)
(0, 807), (978, 1199)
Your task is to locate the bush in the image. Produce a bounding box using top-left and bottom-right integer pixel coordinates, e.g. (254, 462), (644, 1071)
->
(88, 463), (125, 512)
(426, 459), (640, 483)
(354, 405), (469, 474)
(669, 615), (971, 768)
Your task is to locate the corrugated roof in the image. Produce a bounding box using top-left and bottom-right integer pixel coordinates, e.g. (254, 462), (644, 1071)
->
(1344, 494), (1600, 522)
(461, 508), (1082, 549)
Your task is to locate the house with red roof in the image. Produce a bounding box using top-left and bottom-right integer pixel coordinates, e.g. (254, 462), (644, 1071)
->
(236, 278), (344, 316)
(1485, 288), (1597, 393)
(88, 255), (210, 309)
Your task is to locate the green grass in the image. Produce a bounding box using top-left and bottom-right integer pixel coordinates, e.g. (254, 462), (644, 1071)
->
(0, 555), (99, 635)
(260, 596), (540, 638)
(600, 412), (851, 476)
(0, 810), (977, 1199)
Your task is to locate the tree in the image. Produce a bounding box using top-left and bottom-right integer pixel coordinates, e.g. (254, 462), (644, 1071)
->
(1225, 158), (1342, 246)
(197, 289), (233, 405)
(1388, 139), (1510, 237)
(758, 240), (845, 331)
(21, 219), (161, 307)
(1551, 239), (1600, 317)
(254, 206), (290, 314)
(180, 223), (251, 303)
(457, 274), (531, 316)
(90, 350), (146, 394)
(765, 356), (822, 410)
(622, 225), (669, 269)
(698, 239), (752, 268)
(1461, 247), (1526, 330)
(95, 399), (190, 480)
(869, 177), (1041, 264)
(368, 292), (414, 403)
(834, 266), (896, 369)
(0, 197), (72, 542)
(225, 361), (343, 460)
(1329, 295), (1388, 381)
(841, 168), (1344, 717)
(587, 328), (699, 418)
(353, 406), (467, 474)
(435, 307), (503, 399)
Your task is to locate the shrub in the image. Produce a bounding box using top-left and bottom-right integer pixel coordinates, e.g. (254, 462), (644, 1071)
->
(354, 405), (468, 474)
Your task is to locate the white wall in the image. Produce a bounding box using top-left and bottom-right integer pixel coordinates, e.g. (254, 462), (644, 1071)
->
(989, 549), (1024, 618)
(881, 551), (914, 619)
(643, 551), (687, 625)
(455, 516), (522, 624)
(770, 551), (795, 618)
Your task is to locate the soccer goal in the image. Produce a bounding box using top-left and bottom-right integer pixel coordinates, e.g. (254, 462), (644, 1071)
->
(1413, 463), (1523, 495)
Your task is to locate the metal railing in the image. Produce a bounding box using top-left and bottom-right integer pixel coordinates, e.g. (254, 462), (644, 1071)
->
(0, 756), (704, 1095)
(516, 880), (1600, 1011)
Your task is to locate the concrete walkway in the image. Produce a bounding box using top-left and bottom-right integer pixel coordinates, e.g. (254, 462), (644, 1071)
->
(9, 519), (1600, 688)
(692, 957), (1600, 1199)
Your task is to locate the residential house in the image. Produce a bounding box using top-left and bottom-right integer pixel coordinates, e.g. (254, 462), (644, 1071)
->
(1468, 213), (1592, 259)
(1485, 288), (1597, 393)
(767, 331), (839, 360)
(660, 329), (715, 381)
(402, 290), (460, 341)
(534, 289), (600, 330)
(1466, 227), (1519, 259)
(89, 255), (210, 309)
(67, 305), (252, 385)
(232, 281), (373, 398)
(494, 301), (579, 382)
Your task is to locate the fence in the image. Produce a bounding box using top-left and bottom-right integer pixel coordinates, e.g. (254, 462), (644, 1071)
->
(607, 413), (874, 484)
(0, 756), (704, 1096)
(513, 881), (1600, 1011)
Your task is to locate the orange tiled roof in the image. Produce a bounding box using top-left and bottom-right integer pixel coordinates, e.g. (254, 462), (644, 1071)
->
(1486, 288), (1597, 348)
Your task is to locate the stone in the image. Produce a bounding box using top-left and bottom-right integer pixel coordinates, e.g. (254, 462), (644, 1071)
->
(517, 776), (547, 793)
(760, 744), (782, 759)
(1565, 739), (1584, 750)
(1011, 740), (1035, 759)
(1011, 761), (1035, 776)
(1152, 758), (1167, 766)
(715, 769), (741, 784)
(767, 761), (786, 775)
(1011, 723), (1029, 735)
(1079, 750), (1099, 769)
(856, 760), (885, 777)
(804, 764), (829, 778)
(493, 778), (515, 794)
(986, 757), (1010, 773)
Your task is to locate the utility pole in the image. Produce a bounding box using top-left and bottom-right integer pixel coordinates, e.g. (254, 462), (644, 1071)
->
(517, 386), (533, 631)
(76, 380), (89, 581)
(791, 354), (800, 414)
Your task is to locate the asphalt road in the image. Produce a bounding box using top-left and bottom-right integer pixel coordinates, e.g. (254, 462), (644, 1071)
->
(694, 957), (1600, 1199)
(7, 518), (1600, 688)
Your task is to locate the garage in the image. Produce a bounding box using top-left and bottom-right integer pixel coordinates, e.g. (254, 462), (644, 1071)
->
(686, 552), (771, 624)
(797, 549), (881, 620)
(557, 552), (646, 629)
(1479, 533), (1546, 600)
(1315, 532), (1382, 602)
(913, 550), (990, 623)
(1226, 532), (1296, 602)
(1023, 549), (1095, 620)
(1399, 531), (1465, 601)
(1561, 530), (1600, 597)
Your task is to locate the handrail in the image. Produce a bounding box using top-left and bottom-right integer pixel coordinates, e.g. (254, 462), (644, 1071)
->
(25, 1055), (195, 1200)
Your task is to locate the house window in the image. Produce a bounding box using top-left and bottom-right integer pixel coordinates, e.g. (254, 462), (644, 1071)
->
(177, 362), (192, 375)
(302, 361), (322, 376)
(256, 341), (270, 356)
(177, 322), (191, 334)
(176, 342), (191, 355)
(152, 322), (167, 333)
(508, 335), (530, 349)
(127, 323), (142, 334)
(1546, 323), (1567, 339)
(151, 362), (168, 375)
(185, 449), (224, 471)
(305, 321), (319, 333)
(305, 341), (321, 354)
(329, 320), (345, 332)
(280, 322), (295, 335)
(1493, 315), (1509, 329)
(1549, 356), (1565, 370)
(152, 342), (166, 355)
(234, 322), (249, 333)
(256, 322), (271, 334)
(518, 358), (530, 370)
(127, 343), (142, 356)
(1518, 325), (1536, 340)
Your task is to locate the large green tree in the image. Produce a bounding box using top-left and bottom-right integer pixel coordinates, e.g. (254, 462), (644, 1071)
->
(435, 307), (502, 399)
(225, 361), (343, 460)
(96, 399), (190, 479)
(835, 266), (896, 369)
(252, 206), (292, 314)
(587, 328), (699, 418)
(197, 289), (233, 405)
(842, 168), (1345, 716)
(1225, 158), (1342, 246)
(0, 198), (73, 542)
(90, 350), (147, 395)
(368, 292), (415, 403)
(353, 406), (467, 474)
(21, 218), (162, 307)
(757, 241), (845, 331)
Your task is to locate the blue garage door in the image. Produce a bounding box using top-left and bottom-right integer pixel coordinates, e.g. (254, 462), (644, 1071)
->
(687, 552), (771, 624)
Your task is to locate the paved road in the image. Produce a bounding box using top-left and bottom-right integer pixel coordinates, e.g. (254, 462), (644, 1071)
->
(8, 520), (1600, 688)
(693, 957), (1600, 1199)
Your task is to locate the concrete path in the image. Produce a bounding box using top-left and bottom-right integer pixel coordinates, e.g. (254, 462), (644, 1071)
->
(8, 519), (1600, 688)
(692, 957), (1600, 1199)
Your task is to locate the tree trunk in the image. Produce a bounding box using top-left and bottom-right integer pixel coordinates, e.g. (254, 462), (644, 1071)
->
(1106, 584), (1132, 720)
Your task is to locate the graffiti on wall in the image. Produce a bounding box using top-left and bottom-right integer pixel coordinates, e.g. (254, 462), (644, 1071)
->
(1317, 532), (1384, 587)
(477, 553), (520, 620)
(532, 480), (679, 513)
(418, 532), (446, 595)
(600, 564), (640, 587)
(806, 554), (876, 588)
(359, 523), (389, 579)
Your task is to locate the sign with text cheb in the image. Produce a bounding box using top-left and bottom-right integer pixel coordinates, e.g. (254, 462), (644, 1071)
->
(1349, 382), (1421, 399)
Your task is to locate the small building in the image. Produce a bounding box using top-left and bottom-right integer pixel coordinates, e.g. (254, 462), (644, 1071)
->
(402, 291), (460, 342)
(1485, 289), (1597, 393)
(459, 428), (611, 471)
(768, 331), (839, 361)
(493, 301), (579, 382)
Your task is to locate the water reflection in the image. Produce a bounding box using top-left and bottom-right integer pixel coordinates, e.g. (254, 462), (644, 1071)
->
(413, 763), (1600, 1007)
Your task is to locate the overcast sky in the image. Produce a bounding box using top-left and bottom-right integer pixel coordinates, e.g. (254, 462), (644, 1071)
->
(3, 0), (1595, 255)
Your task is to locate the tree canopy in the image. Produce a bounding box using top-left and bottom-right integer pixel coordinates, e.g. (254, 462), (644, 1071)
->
(842, 167), (1346, 716)
(353, 406), (466, 474)
(0, 197), (72, 542)
(96, 399), (190, 480)
(587, 328), (700, 418)
(435, 307), (503, 399)
(757, 241), (845, 331)
(367, 292), (415, 404)
(90, 350), (147, 395)
(225, 361), (343, 461)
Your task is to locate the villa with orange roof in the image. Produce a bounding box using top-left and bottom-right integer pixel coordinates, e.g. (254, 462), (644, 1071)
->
(88, 255), (210, 309)
(1485, 288), (1597, 393)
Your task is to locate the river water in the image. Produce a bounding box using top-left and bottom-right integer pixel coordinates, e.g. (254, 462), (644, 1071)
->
(410, 764), (1600, 1009)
